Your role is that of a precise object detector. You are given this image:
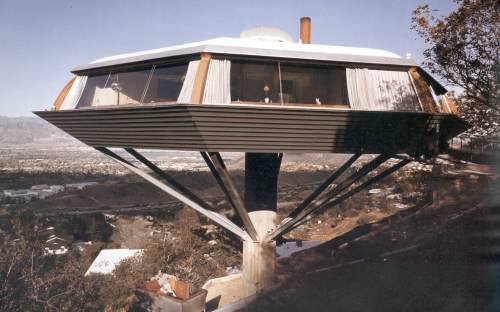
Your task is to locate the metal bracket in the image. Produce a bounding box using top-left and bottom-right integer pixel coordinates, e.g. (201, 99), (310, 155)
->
(95, 147), (250, 241)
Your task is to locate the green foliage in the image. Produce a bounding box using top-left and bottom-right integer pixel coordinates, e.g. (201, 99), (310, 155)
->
(412, 0), (499, 136)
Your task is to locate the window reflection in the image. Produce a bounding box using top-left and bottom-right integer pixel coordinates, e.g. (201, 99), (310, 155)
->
(142, 63), (189, 103)
(75, 59), (350, 108)
(231, 61), (280, 104)
(76, 62), (189, 108)
(280, 64), (349, 106)
(76, 68), (151, 107)
(106, 70), (151, 105)
(230, 60), (349, 106)
(76, 74), (109, 108)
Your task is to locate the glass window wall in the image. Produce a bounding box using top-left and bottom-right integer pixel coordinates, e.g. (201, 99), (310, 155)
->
(230, 60), (350, 106)
(76, 62), (189, 108)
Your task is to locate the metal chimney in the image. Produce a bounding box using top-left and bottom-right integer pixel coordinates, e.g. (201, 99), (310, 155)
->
(300, 17), (311, 44)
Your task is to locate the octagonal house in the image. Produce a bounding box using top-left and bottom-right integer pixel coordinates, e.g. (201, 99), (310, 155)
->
(35, 19), (467, 306)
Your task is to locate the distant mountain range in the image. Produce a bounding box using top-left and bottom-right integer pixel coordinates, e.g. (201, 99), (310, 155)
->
(0, 115), (79, 145)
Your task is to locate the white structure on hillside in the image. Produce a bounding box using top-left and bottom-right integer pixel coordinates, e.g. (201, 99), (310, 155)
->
(85, 249), (143, 276)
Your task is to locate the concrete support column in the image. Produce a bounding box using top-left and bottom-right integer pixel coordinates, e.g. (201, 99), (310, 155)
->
(242, 211), (277, 296)
(244, 153), (281, 212)
(241, 153), (281, 296)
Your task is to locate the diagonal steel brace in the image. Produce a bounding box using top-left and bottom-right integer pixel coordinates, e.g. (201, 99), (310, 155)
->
(289, 152), (362, 219)
(125, 148), (211, 210)
(201, 152), (258, 241)
(284, 158), (411, 235)
(95, 147), (250, 240)
(267, 154), (391, 241)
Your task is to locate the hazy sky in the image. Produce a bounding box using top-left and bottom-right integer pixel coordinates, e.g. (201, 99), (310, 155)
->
(0, 0), (456, 117)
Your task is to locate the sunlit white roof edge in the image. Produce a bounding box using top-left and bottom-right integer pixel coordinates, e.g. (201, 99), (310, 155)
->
(73, 37), (416, 73)
(91, 37), (403, 63)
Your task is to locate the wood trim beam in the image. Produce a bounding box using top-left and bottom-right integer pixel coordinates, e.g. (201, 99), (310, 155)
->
(53, 76), (76, 110)
(443, 94), (460, 115)
(408, 71), (425, 112)
(409, 68), (437, 113)
(190, 53), (211, 104)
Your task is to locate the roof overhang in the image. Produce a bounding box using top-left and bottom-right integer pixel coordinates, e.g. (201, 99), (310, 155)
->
(71, 38), (417, 74)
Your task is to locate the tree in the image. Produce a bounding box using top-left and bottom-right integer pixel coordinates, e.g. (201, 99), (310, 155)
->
(412, 0), (499, 137)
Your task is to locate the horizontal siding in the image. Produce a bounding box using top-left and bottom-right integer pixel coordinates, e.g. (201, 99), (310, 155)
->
(35, 104), (466, 153)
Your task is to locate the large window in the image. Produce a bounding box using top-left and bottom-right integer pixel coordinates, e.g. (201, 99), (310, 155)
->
(231, 60), (349, 106)
(77, 68), (151, 108)
(280, 64), (349, 106)
(143, 63), (189, 104)
(76, 74), (108, 108)
(76, 62), (189, 108)
(231, 61), (281, 104)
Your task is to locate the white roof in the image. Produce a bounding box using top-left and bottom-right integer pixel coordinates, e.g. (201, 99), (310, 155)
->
(73, 37), (416, 73)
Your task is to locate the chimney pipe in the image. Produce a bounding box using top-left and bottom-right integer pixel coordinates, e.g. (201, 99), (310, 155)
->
(300, 17), (311, 44)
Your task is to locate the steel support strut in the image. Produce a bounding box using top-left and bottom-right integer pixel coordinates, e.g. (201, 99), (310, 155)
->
(125, 148), (212, 210)
(290, 152), (362, 219)
(267, 154), (405, 241)
(201, 152), (258, 241)
(95, 147), (250, 240)
(285, 158), (411, 233)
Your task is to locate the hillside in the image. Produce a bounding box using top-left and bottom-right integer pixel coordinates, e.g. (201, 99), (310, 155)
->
(0, 115), (78, 145)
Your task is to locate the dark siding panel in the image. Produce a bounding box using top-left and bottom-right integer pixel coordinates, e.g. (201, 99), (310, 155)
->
(34, 104), (467, 154)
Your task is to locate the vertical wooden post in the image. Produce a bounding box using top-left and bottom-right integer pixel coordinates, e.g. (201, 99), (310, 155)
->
(409, 68), (437, 113)
(190, 53), (211, 104)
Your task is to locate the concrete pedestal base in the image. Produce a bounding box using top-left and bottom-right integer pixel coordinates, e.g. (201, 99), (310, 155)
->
(203, 211), (278, 308)
(242, 240), (276, 296)
(242, 211), (277, 296)
(203, 274), (245, 308)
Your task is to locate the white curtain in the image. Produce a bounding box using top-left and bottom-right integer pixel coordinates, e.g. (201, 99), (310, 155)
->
(202, 59), (231, 104)
(177, 60), (200, 103)
(60, 76), (88, 110)
(346, 68), (420, 111)
(93, 87), (118, 106)
(346, 68), (374, 110)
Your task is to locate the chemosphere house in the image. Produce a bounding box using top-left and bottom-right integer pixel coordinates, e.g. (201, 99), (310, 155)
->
(35, 17), (467, 307)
